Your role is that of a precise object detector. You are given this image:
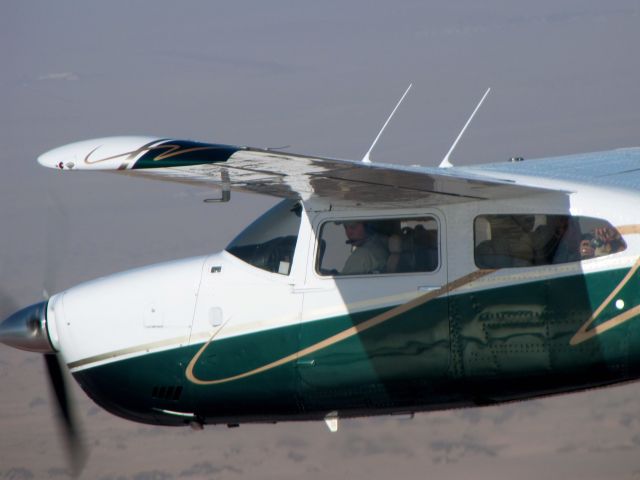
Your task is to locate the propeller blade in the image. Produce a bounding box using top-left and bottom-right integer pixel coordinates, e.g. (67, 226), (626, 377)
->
(44, 353), (87, 476)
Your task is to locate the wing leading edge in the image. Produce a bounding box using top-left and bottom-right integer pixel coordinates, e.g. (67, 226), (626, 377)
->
(37, 136), (556, 206)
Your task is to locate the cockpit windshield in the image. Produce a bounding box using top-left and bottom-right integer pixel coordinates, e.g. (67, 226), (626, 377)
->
(226, 200), (302, 275)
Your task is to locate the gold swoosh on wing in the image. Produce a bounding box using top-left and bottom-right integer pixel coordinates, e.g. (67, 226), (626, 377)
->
(146, 144), (222, 161)
(83, 139), (166, 165)
(83, 141), (224, 165)
(184, 269), (494, 386)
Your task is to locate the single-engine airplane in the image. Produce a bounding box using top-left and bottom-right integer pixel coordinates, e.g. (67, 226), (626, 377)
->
(2, 94), (640, 469)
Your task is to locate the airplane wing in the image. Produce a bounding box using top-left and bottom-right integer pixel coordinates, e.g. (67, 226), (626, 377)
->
(467, 147), (640, 193)
(37, 136), (558, 206)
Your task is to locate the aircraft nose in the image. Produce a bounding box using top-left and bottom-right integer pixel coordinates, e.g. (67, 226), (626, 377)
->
(0, 301), (55, 353)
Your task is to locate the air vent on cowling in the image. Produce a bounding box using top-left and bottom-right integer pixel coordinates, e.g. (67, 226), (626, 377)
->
(152, 385), (183, 401)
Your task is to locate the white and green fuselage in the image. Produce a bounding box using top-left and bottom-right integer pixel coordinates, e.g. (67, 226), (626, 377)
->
(5, 136), (640, 428)
(46, 171), (640, 426)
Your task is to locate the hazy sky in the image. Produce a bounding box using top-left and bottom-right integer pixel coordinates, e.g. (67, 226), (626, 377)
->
(2, 1), (640, 479)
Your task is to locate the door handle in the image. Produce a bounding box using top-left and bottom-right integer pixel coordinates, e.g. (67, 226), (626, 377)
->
(417, 285), (438, 293)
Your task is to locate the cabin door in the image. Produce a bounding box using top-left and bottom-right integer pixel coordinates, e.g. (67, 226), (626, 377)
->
(297, 212), (450, 412)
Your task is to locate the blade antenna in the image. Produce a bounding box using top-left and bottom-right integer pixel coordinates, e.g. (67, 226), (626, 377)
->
(362, 83), (412, 164)
(439, 87), (491, 168)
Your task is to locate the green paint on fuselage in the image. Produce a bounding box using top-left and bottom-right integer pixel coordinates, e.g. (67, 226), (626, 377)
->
(73, 266), (640, 426)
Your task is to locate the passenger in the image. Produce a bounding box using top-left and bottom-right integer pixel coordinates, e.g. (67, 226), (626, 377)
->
(341, 222), (389, 275)
(508, 215), (535, 265)
(480, 215), (535, 267)
(579, 234), (596, 259)
(580, 227), (625, 259)
(532, 216), (581, 264)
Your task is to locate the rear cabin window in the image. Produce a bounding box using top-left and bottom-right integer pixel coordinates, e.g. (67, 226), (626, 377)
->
(317, 217), (439, 276)
(474, 214), (626, 268)
(226, 200), (301, 275)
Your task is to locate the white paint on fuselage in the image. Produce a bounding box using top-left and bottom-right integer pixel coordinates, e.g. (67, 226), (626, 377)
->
(57, 177), (640, 373)
(52, 256), (206, 369)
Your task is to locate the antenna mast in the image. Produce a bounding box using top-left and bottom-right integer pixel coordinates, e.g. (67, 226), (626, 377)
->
(362, 83), (412, 164)
(439, 87), (491, 168)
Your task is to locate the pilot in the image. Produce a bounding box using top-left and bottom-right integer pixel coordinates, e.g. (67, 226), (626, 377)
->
(341, 221), (389, 275)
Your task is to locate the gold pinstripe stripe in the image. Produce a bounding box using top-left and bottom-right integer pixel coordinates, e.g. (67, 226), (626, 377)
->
(617, 224), (640, 235)
(570, 256), (640, 345)
(184, 269), (495, 385)
(67, 335), (190, 370)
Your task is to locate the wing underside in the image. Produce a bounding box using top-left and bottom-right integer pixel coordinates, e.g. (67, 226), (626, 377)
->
(38, 136), (559, 206)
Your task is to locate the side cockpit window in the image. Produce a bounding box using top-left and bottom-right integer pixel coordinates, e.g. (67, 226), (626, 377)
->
(317, 217), (439, 276)
(226, 200), (302, 275)
(474, 214), (626, 269)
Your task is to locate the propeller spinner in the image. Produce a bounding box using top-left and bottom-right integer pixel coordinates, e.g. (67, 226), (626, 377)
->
(0, 301), (53, 353)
